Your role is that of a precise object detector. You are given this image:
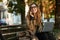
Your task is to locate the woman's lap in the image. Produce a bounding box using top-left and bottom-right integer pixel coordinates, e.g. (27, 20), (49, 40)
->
(35, 32), (49, 40)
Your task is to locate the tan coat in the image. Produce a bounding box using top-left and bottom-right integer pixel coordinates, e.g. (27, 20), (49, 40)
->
(26, 15), (42, 34)
(26, 8), (42, 34)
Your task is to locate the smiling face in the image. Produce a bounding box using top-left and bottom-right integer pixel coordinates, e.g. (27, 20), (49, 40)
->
(30, 4), (38, 14)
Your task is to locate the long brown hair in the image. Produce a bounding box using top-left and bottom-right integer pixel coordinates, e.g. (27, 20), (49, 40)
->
(26, 3), (42, 33)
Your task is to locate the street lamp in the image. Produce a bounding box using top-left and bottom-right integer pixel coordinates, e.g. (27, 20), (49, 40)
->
(24, 0), (28, 3)
(25, 0), (29, 17)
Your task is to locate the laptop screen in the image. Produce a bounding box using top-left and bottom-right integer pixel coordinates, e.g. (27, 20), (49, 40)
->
(42, 22), (54, 32)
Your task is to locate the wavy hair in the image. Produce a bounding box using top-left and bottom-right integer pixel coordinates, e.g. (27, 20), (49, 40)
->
(26, 3), (42, 33)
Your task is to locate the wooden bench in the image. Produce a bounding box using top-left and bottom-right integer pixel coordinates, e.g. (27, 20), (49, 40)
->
(0, 24), (26, 40)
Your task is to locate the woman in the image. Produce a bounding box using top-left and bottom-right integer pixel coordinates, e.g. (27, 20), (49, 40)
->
(26, 3), (56, 40)
(26, 3), (42, 40)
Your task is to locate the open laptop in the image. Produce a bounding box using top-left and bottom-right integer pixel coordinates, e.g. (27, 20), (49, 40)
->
(42, 22), (54, 32)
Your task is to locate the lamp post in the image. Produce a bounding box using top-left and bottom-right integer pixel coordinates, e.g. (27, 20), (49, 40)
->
(25, 0), (29, 17)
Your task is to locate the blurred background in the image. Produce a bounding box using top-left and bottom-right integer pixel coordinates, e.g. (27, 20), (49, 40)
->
(0, 0), (60, 40)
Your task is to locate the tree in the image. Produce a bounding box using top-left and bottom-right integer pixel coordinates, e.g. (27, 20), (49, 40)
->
(42, 0), (55, 21)
(8, 0), (25, 24)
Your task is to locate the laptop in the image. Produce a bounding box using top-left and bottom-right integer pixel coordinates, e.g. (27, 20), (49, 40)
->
(42, 22), (54, 32)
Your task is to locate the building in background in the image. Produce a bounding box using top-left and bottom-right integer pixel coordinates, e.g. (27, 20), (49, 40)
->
(0, 0), (21, 25)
